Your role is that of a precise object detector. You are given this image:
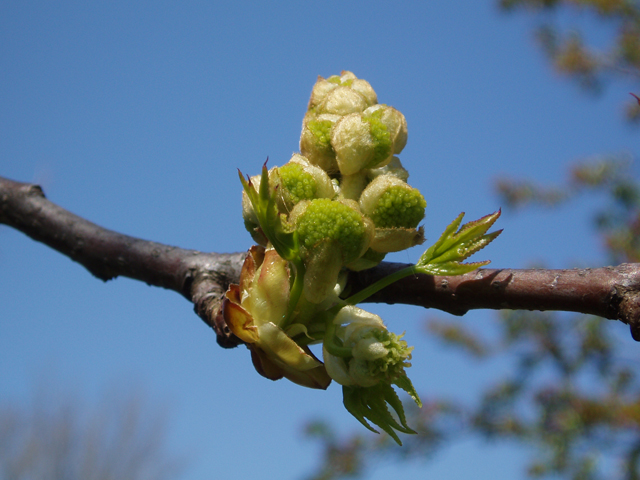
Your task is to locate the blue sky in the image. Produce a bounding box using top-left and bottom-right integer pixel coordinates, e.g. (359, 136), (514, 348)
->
(1, 1), (638, 479)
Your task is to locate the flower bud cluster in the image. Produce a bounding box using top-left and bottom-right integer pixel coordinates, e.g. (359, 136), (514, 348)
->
(301, 71), (407, 177)
(242, 72), (426, 302)
(233, 72), (437, 443)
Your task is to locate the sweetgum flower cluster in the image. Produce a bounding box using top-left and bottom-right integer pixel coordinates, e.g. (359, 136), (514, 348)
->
(227, 71), (501, 445)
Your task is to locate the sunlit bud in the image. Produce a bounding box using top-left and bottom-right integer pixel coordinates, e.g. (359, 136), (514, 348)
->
(307, 77), (339, 110)
(332, 106), (406, 176)
(316, 86), (370, 116)
(275, 154), (335, 210)
(331, 113), (376, 175)
(308, 71), (377, 112)
(349, 79), (377, 107)
(299, 113), (341, 173)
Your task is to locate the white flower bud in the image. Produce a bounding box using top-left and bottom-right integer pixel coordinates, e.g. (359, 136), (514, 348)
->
(352, 335), (388, 361)
(307, 76), (339, 110)
(331, 113), (375, 175)
(350, 79), (377, 106)
(317, 86), (369, 116)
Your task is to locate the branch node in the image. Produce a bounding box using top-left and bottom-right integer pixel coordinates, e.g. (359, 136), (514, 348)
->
(613, 285), (640, 342)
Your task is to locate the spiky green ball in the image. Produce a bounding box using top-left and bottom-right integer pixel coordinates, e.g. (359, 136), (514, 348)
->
(370, 186), (426, 228)
(278, 163), (317, 205)
(296, 199), (367, 262)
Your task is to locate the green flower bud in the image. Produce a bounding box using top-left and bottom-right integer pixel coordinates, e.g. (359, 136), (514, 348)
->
(293, 198), (371, 263)
(359, 175), (426, 253)
(361, 107), (393, 170)
(290, 198), (373, 302)
(276, 154), (335, 210)
(359, 175), (426, 229)
(299, 113), (340, 173)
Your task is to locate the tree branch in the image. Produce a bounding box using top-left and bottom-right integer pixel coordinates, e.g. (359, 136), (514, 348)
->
(3, 175), (640, 344)
(0, 176), (245, 348)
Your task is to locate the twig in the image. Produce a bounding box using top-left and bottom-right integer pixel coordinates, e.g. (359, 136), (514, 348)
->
(3, 175), (640, 343)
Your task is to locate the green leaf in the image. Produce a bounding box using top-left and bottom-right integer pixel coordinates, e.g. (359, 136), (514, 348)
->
(239, 163), (300, 262)
(394, 374), (422, 409)
(342, 383), (420, 446)
(416, 210), (502, 276)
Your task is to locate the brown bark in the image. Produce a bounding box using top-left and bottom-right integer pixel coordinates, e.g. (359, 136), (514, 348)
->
(3, 175), (640, 345)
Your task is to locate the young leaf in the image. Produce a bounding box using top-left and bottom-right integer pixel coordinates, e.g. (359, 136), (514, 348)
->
(417, 210), (502, 276)
(239, 163), (299, 262)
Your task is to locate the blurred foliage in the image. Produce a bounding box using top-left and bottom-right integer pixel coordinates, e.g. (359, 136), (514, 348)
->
(499, 0), (640, 122)
(305, 294), (640, 479)
(497, 156), (640, 263)
(303, 1), (640, 476)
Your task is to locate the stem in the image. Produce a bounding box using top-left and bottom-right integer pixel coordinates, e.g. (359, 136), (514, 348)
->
(345, 265), (419, 305)
(282, 259), (306, 328)
(323, 315), (353, 358)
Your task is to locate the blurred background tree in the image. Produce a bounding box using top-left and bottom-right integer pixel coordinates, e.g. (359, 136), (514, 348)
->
(500, 0), (640, 120)
(0, 384), (183, 480)
(304, 1), (640, 479)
